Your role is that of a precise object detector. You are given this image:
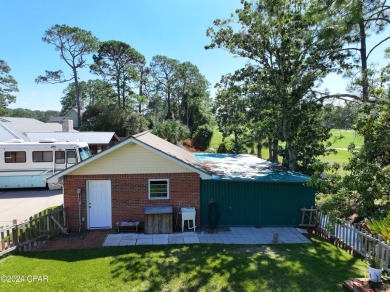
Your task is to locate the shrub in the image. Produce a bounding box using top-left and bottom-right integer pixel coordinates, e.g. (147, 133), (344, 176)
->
(192, 124), (213, 151)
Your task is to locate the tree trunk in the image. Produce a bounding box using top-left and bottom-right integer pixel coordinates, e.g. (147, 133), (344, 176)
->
(257, 140), (262, 158)
(116, 77), (121, 109)
(272, 139), (279, 163)
(268, 137), (272, 161)
(282, 117), (296, 171)
(166, 87), (173, 119)
(234, 131), (239, 154)
(138, 70), (143, 113)
(359, 20), (368, 103)
(73, 69), (81, 129)
(286, 140), (297, 171)
(122, 79), (126, 108)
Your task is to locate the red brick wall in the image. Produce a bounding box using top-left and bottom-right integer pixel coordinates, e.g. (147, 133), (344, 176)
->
(63, 172), (201, 232)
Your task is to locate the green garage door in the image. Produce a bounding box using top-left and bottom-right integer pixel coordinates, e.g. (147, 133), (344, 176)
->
(200, 180), (315, 227)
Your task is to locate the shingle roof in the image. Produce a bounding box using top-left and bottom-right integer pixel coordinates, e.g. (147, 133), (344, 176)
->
(46, 131), (213, 183)
(132, 131), (201, 170)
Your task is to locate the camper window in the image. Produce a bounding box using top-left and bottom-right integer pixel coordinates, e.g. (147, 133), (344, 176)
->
(55, 151), (65, 164)
(67, 150), (77, 164)
(5, 151), (26, 163)
(33, 151), (53, 162)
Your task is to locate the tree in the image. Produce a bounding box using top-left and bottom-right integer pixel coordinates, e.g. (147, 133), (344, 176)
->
(154, 120), (190, 144)
(81, 103), (149, 137)
(313, 55), (390, 220)
(5, 108), (60, 122)
(91, 40), (145, 109)
(214, 79), (249, 154)
(36, 24), (99, 129)
(319, 93), (390, 220)
(150, 55), (180, 120)
(148, 56), (213, 135)
(60, 79), (116, 114)
(60, 81), (89, 115)
(206, 0), (345, 171)
(174, 62), (210, 129)
(312, 0), (390, 103)
(0, 59), (18, 108)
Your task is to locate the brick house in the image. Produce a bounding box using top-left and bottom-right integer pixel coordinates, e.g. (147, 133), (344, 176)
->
(47, 131), (315, 232)
(47, 131), (211, 232)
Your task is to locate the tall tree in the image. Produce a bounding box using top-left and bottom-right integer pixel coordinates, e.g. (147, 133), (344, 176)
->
(81, 103), (149, 136)
(60, 79), (116, 114)
(36, 24), (99, 129)
(215, 78), (249, 154)
(312, 0), (390, 103)
(175, 62), (210, 130)
(206, 0), (345, 171)
(91, 40), (145, 109)
(0, 59), (18, 108)
(150, 55), (180, 120)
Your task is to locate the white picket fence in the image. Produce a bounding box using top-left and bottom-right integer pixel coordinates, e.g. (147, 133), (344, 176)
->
(317, 212), (390, 271)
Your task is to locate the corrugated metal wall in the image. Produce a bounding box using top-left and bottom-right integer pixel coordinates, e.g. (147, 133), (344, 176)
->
(200, 180), (315, 227)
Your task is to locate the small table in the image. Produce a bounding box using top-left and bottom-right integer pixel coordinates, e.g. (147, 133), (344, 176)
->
(116, 220), (140, 233)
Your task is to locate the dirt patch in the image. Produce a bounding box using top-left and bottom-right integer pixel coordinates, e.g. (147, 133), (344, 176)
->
(343, 278), (390, 291)
(30, 230), (112, 251)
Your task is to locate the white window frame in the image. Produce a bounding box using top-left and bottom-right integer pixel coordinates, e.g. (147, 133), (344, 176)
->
(148, 179), (169, 200)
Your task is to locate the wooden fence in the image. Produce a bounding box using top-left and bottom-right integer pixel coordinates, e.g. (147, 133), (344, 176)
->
(305, 209), (390, 272)
(0, 206), (67, 256)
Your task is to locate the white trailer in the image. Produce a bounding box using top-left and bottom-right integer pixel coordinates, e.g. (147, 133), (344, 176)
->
(0, 139), (91, 189)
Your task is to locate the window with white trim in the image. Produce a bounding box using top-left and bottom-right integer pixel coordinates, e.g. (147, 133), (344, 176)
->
(148, 179), (169, 200)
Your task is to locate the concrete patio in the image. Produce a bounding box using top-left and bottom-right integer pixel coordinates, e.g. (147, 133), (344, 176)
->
(103, 227), (311, 246)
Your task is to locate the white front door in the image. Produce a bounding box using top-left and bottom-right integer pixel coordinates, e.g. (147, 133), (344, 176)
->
(87, 180), (112, 229)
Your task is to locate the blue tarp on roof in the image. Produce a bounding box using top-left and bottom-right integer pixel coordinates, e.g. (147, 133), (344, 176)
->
(194, 153), (310, 183)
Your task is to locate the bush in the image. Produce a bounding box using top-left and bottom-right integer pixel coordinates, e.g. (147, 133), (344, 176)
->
(192, 124), (213, 151)
(154, 120), (190, 144)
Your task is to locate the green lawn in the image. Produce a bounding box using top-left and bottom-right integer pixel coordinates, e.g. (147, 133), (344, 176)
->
(208, 128), (362, 166)
(0, 235), (366, 291)
(328, 129), (363, 149)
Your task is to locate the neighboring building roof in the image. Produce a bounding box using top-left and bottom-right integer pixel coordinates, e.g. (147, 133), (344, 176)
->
(26, 132), (120, 144)
(47, 131), (213, 183)
(0, 117), (65, 142)
(194, 153), (311, 183)
(49, 116), (65, 123)
(65, 108), (86, 117)
(0, 122), (20, 141)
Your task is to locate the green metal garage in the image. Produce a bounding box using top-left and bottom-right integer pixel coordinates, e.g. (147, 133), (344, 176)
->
(195, 154), (316, 227)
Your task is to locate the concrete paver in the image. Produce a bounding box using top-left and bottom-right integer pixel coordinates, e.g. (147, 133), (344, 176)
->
(103, 228), (311, 247)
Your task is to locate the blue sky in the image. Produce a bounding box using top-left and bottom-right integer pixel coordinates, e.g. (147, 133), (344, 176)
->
(1, 0), (389, 111)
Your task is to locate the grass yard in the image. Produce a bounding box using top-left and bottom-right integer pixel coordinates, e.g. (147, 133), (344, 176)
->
(328, 129), (363, 149)
(208, 128), (362, 167)
(0, 235), (366, 291)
